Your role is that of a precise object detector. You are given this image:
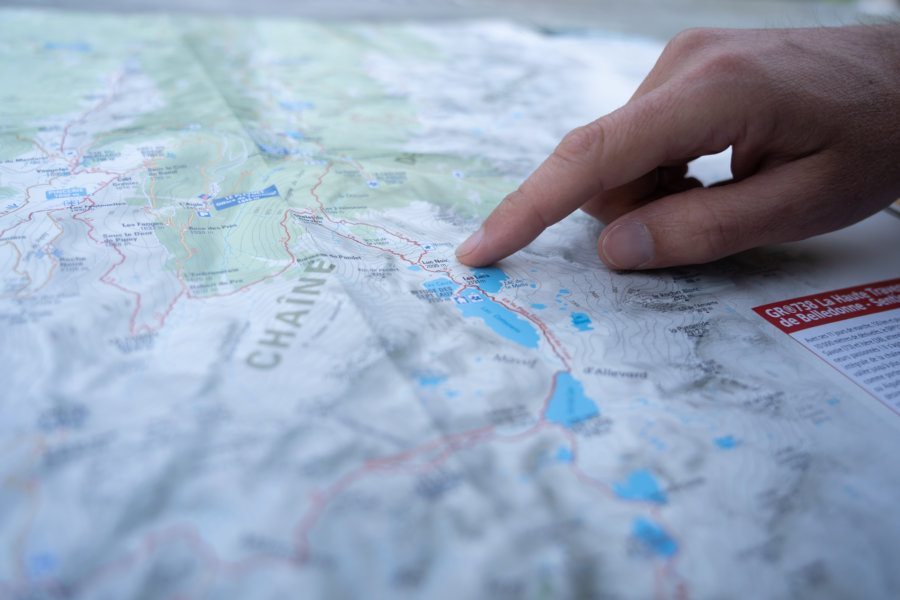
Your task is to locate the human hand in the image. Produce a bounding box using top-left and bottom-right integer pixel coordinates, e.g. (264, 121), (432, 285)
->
(455, 26), (900, 270)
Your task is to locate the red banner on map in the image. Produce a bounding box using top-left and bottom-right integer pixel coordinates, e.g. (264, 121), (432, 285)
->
(753, 278), (900, 333)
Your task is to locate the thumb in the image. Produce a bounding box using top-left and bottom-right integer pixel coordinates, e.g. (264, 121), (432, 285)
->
(597, 155), (849, 270)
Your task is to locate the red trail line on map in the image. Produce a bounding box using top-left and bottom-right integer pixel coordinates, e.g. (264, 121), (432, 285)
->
(292, 425), (495, 562)
(303, 161), (571, 369)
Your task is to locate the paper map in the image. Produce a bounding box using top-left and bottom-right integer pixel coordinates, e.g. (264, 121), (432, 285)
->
(2, 9), (899, 599)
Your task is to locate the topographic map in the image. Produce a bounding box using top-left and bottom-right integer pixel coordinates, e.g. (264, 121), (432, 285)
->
(2, 8), (899, 600)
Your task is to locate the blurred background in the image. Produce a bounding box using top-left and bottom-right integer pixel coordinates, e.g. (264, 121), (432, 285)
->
(2, 0), (899, 39)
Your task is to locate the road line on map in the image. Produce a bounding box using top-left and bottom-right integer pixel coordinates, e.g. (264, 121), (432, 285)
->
(301, 195), (573, 367)
(8, 522), (304, 600)
(71, 196), (147, 334)
(0, 242), (32, 298)
(304, 208), (573, 367)
(0, 150), (80, 218)
(1, 438), (47, 586)
(292, 426), (495, 562)
(24, 213), (65, 296)
(307, 161), (425, 247)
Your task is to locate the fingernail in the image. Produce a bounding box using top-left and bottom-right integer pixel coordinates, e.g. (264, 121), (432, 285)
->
(455, 226), (484, 258)
(601, 222), (654, 269)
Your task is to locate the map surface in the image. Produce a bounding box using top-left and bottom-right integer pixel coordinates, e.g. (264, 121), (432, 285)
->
(2, 9), (899, 600)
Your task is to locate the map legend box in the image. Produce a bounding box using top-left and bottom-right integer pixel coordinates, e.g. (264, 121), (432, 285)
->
(754, 278), (900, 413)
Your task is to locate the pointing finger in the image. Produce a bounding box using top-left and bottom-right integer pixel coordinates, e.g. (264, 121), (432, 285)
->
(456, 84), (742, 267)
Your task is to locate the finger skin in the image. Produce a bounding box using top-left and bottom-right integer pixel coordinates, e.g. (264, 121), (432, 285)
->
(579, 165), (697, 223)
(598, 152), (898, 270)
(578, 170), (660, 222)
(598, 160), (819, 270)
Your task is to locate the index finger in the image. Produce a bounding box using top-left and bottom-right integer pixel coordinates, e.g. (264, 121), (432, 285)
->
(454, 86), (738, 267)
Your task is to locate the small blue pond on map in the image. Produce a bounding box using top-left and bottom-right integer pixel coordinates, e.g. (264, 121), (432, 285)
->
(543, 372), (599, 427)
(571, 312), (593, 331)
(556, 446), (574, 463)
(714, 435), (740, 449)
(613, 469), (668, 504)
(632, 517), (678, 557)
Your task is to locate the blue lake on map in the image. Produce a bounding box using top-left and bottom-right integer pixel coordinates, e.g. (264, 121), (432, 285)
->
(279, 100), (316, 111)
(632, 517), (678, 557)
(714, 435), (740, 449)
(544, 372), (599, 427)
(422, 274), (540, 348)
(556, 446), (574, 463)
(457, 288), (540, 348)
(418, 375), (447, 387)
(469, 267), (507, 293)
(571, 312), (594, 331)
(613, 469), (668, 504)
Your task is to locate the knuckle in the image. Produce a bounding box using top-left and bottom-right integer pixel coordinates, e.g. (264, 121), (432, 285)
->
(665, 28), (724, 57)
(697, 48), (755, 80)
(666, 29), (759, 83)
(502, 188), (552, 231)
(501, 188), (528, 212)
(554, 120), (606, 166)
